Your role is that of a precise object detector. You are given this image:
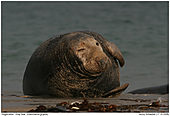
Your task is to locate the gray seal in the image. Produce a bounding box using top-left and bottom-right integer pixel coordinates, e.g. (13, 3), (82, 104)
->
(23, 31), (129, 98)
(128, 84), (168, 94)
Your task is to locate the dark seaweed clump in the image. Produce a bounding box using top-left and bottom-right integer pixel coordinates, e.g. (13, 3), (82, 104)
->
(28, 98), (168, 113)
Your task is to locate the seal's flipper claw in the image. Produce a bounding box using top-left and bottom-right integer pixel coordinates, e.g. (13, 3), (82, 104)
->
(101, 83), (129, 98)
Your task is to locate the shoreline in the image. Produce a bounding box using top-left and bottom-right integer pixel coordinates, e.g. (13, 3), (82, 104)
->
(1, 94), (169, 113)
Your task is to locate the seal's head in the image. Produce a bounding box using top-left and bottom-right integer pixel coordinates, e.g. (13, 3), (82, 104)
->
(73, 37), (111, 75)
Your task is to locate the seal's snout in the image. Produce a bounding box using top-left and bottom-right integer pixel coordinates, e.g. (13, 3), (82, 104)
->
(98, 57), (111, 70)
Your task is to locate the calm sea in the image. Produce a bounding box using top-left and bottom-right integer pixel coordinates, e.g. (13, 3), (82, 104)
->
(2, 2), (168, 96)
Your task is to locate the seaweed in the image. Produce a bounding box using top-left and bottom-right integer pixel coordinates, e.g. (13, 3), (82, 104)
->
(28, 98), (169, 113)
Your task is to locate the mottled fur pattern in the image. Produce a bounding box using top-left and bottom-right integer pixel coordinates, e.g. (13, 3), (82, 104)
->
(23, 31), (125, 98)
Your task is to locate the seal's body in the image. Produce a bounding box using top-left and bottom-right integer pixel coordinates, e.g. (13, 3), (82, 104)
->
(23, 31), (128, 98)
(128, 84), (169, 94)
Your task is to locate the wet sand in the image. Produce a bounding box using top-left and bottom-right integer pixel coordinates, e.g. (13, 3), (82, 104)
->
(1, 93), (169, 113)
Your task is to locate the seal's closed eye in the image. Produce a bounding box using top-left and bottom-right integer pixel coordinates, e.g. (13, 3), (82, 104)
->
(78, 48), (85, 52)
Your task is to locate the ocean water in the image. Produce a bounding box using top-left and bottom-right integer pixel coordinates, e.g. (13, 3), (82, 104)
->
(2, 2), (168, 96)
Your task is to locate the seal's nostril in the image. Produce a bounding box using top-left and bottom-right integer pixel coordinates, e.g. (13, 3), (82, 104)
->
(98, 57), (111, 70)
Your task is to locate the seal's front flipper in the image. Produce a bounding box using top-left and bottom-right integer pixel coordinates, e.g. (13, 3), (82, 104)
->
(102, 83), (129, 98)
(106, 42), (125, 67)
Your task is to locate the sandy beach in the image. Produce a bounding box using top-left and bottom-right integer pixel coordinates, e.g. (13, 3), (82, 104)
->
(1, 93), (169, 113)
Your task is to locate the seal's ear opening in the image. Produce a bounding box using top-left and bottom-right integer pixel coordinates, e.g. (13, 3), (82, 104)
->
(106, 42), (125, 67)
